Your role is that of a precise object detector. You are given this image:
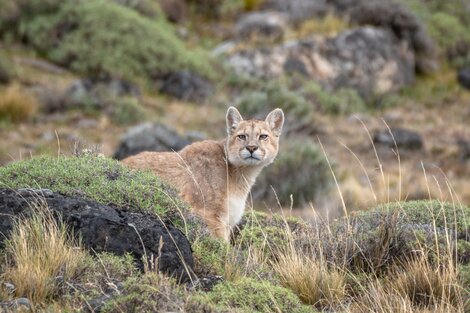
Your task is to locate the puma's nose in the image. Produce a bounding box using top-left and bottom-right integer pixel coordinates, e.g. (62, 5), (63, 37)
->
(246, 145), (258, 153)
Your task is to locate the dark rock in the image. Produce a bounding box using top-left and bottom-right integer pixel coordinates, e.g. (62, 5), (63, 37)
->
(373, 127), (423, 150)
(457, 67), (470, 90)
(236, 11), (287, 43)
(457, 139), (470, 161)
(0, 188), (194, 282)
(157, 0), (187, 23)
(226, 27), (415, 99)
(159, 71), (213, 102)
(113, 122), (191, 160)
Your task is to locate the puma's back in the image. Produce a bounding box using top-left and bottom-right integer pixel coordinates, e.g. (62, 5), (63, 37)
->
(122, 107), (284, 240)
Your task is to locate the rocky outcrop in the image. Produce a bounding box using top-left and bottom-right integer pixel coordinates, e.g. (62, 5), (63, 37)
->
(113, 122), (193, 160)
(373, 127), (423, 150)
(226, 27), (415, 99)
(0, 188), (194, 282)
(260, 0), (437, 74)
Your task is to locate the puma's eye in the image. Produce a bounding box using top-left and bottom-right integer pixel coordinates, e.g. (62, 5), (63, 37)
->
(259, 134), (268, 140)
(237, 134), (246, 140)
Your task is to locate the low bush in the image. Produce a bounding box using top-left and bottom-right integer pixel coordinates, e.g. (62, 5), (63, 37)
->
(7, 0), (213, 83)
(252, 138), (333, 208)
(111, 97), (147, 125)
(302, 81), (366, 114)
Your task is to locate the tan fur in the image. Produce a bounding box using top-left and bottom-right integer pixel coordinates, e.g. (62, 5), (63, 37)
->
(122, 107), (284, 241)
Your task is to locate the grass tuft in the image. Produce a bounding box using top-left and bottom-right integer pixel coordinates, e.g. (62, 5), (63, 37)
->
(2, 203), (87, 304)
(0, 83), (38, 123)
(273, 248), (346, 309)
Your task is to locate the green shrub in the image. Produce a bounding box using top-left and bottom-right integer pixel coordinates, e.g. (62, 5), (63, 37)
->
(0, 156), (186, 221)
(199, 276), (314, 313)
(428, 12), (470, 52)
(14, 0), (213, 83)
(192, 235), (230, 275)
(252, 139), (333, 208)
(0, 51), (15, 84)
(302, 81), (366, 114)
(235, 81), (318, 136)
(111, 97), (147, 125)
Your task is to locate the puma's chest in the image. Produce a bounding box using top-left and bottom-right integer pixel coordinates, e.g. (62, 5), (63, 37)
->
(228, 194), (247, 228)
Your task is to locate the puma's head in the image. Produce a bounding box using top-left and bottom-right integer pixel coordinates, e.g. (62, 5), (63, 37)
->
(225, 107), (284, 167)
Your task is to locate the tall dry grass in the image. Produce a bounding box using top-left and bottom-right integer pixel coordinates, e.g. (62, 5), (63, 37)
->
(1, 202), (87, 305)
(0, 83), (38, 123)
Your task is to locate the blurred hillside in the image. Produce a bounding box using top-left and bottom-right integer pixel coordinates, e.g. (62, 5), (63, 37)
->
(1, 0), (470, 216)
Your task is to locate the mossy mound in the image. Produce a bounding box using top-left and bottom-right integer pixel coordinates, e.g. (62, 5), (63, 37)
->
(235, 210), (308, 257)
(0, 155), (186, 220)
(330, 200), (470, 273)
(198, 276), (315, 313)
(102, 273), (216, 313)
(1, 0), (213, 83)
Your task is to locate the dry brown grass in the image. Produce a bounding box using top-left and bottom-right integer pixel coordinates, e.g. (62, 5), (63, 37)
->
(349, 254), (465, 313)
(0, 83), (38, 123)
(1, 202), (87, 305)
(272, 247), (347, 309)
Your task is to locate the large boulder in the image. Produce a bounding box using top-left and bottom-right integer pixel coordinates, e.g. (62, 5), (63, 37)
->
(226, 27), (415, 99)
(114, 122), (192, 160)
(0, 188), (194, 282)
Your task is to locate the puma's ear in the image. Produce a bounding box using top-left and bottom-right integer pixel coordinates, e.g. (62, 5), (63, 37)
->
(265, 108), (284, 137)
(226, 106), (243, 135)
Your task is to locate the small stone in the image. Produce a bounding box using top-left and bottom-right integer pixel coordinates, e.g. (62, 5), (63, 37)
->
(13, 298), (31, 308)
(373, 127), (423, 150)
(3, 283), (15, 293)
(457, 67), (470, 90)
